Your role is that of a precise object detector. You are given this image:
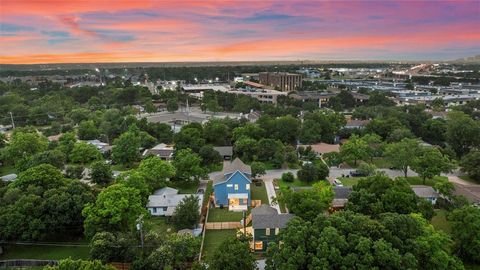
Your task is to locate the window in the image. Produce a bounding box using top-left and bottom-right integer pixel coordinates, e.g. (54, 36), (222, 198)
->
(275, 228), (279, 235)
(265, 228), (270, 236)
(152, 208), (157, 213)
(163, 207), (168, 211)
(246, 184), (250, 190)
(226, 184), (233, 188)
(234, 184), (239, 190)
(254, 241), (263, 250)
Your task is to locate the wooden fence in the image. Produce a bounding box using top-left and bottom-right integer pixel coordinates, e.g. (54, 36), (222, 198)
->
(205, 221), (242, 230)
(110, 262), (131, 270)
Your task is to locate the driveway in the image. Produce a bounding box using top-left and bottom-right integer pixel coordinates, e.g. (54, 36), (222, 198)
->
(263, 178), (281, 213)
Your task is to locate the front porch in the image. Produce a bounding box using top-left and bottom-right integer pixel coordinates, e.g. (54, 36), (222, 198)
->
(228, 193), (249, 212)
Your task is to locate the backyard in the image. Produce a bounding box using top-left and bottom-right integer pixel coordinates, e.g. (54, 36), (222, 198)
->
(251, 182), (269, 204)
(202, 229), (236, 261)
(207, 208), (244, 222)
(144, 216), (175, 234)
(0, 242), (89, 260)
(430, 209), (452, 234)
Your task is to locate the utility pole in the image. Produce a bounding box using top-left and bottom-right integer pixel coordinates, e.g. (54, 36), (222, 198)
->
(136, 215), (144, 253)
(9, 112), (15, 129)
(243, 210), (246, 236)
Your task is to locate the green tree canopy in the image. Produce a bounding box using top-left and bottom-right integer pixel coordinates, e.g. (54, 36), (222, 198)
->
(209, 236), (257, 270)
(172, 195), (201, 230)
(90, 161), (113, 186)
(2, 130), (48, 164)
(460, 149), (480, 181)
(385, 138), (421, 177)
(449, 206), (480, 263)
(411, 147), (454, 184)
(70, 141), (103, 164)
(172, 149), (205, 182)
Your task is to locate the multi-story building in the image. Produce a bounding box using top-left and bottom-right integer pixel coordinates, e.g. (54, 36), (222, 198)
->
(259, 72), (302, 91)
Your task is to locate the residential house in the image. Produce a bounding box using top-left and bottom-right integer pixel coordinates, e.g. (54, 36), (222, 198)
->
(212, 158), (252, 211)
(143, 143), (174, 160)
(147, 187), (203, 216)
(331, 186), (352, 211)
(345, 119), (370, 129)
(213, 146), (233, 160)
(298, 143), (340, 157)
(411, 185), (439, 204)
(251, 204), (294, 252)
(87, 139), (112, 154)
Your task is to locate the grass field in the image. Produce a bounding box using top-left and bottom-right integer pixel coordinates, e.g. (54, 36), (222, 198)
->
(202, 230), (236, 260)
(276, 178), (319, 189)
(0, 164), (16, 176)
(338, 177), (363, 186)
(431, 209), (452, 234)
(207, 208), (244, 222)
(0, 243), (90, 260)
(144, 216), (175, 234)
(251, 182), (269, 204)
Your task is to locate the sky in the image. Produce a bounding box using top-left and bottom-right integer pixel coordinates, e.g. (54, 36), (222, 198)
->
(0, 0), (479, 64)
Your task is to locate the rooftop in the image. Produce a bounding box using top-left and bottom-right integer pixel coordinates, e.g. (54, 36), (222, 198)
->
(251, 205), (294, 229)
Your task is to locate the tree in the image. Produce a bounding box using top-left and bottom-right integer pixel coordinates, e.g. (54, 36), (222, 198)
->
(299, 110), (346, 144)
(450, 206), (480, 263)
(199, 145), (223, 166)
(297, 162), (329, 182)
(278, 182), (333, 221)
(340, 134), (368, 165)
(411, 147), (454, 184)
(206, 98), (222, 114)
(111, 126), (142, 166)
(78, 120), (99, 140)
(266, 211), (463, 270)
(172, 149), (205, 182)
(421, 118), (446, 146)
(232, 123), (265, 141)
(460, 149), (480, 181)
(174, 127), (205, 153)
(281, 172), (295, 183)
(347, 174), (434, 219)
(146, 233), (201, 270)
(89, 231), (136, 263)
(172, 195), (201, 230)
(167, 98), (178, 113)
(82, 184), (147, 238)
(136, 156), (176, 189)
(45, 259), (115, 270)
(445, 111), (480, 157)
(70, 141), (103, 164)
(209, 236), (257, 270)
(2, 131), (48, 165)
(361, 133), (383, 162)
(116, 171), (151, 206)
(203, 120), (231, 146)
(90, 161), (113, 186)
(357, 163), (377, 176)
(234, 136), (258, 161)
(385, 138), (421, 177)
(57, 132), (77, 156)
(15, 149), (66, 172)
(65, 164), (85, 179)
(251, 161), (266, 179)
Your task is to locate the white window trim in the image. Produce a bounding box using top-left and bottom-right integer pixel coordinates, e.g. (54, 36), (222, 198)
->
(265, 228), (270, 235)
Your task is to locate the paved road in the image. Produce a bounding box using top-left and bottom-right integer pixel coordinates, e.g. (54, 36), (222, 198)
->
(263, 178), (281, 213)
(329, 167), (418, 180)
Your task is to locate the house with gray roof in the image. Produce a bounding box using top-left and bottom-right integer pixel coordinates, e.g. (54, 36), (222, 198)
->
(411, 185), (439, 204)
(251, 204), (294, 252)
(332, 186), (352, 210)
(213, 146), (233, 160)
(147, 187), (203, 216)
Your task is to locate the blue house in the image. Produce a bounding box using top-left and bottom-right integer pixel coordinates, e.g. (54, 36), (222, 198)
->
(212, 158), (252, 211)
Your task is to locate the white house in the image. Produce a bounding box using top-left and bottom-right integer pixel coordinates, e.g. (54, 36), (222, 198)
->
(411, 185), (439, 204)
(147, 187), (203, 216)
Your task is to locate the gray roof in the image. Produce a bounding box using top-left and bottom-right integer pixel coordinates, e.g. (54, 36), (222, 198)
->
(223, 158), (251, 175)
(212, 158), (251, 185)
(411, 185), (439, 198)
(334, 186), (352, 199)
(147, 193), (203, 208)
(213, 146), (233, 157)
(252, 205), (294, 229)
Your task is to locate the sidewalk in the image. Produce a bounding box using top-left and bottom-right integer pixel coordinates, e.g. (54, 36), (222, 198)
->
(263, 178), (281, 213)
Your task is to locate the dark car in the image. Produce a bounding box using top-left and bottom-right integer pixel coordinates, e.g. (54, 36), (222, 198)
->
(349, 170), (368, 177)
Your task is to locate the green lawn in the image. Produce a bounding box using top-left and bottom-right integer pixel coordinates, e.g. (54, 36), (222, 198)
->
(203, 181), (213, 208)
(276, 178), (318, 189)
(202, 230), (236, 260)
(144, 216), (175, 234)
(431, 209), (452, 234)
(168, 181), (199, 194)
(0, 244), (89, 260)
(338, 177), (363, 186)
(276, 190), (287, 213)
(207, 208), (244, 222)
(251, 182), (269, 204)
(401, 176), (448, 186)
(371, 157), (392, 169)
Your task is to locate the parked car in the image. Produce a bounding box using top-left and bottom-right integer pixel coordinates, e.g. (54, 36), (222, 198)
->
(350, 170), (368, 177)
(333, 179), (344, 186)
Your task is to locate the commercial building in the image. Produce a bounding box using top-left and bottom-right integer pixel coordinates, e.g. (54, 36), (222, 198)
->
(259, 72), (302, 91)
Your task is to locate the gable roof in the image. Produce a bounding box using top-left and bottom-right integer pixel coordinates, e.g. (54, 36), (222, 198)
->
(252, 205), (294, 229)
(213, 170), (251, 185)
(411, 185), (439, 198)
(223, 158), (251, 175)
(334, 186), (352, 199)
(213, 146), (233, 157)
(153, 187), (178, 196)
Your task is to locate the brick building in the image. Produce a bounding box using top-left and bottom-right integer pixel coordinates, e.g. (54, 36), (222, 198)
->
(259, 72), (302, 91)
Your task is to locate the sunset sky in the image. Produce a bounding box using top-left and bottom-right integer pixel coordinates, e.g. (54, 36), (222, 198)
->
(0, 0), (479, 64)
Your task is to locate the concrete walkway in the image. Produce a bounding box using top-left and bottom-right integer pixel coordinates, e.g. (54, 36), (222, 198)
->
(263, 178), (281, 213)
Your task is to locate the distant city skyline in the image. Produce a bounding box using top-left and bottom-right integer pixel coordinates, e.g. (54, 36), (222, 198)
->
(1, 0), (479, 64)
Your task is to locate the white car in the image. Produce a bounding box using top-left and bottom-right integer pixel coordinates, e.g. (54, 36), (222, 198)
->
(333, 179), (344, 187)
